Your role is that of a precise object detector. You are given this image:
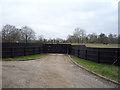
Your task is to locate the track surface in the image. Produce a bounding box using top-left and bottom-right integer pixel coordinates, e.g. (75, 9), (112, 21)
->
(2, 54), (118, 88)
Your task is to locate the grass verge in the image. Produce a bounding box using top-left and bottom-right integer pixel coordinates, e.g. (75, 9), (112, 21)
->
(70, 55), (120, 82)
(2, 53), (47, 61)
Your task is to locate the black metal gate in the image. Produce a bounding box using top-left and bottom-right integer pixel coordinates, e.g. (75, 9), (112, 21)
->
(43, 44), (71, 54)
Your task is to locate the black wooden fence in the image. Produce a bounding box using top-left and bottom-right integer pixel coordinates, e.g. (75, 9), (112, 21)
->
(70, 45), (120, 66)
(43, 44), (71, 54)
(2, 43), (43, 58)
(1, 43), (120, 66)
(2, 43), (70, 58)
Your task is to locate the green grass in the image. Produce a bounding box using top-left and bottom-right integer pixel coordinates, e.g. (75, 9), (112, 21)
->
(70, 55), (120, 82)
(2, 53), (47, 61)
(68, 43), (119, 48)
(84, 44), (119, 48)
(44, 43), (119, 48)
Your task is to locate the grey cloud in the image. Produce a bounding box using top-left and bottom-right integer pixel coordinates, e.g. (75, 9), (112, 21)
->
(0, 0), (118, 39)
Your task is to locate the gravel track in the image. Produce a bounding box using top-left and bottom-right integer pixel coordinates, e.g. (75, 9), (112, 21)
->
(2, 54), (118, 88)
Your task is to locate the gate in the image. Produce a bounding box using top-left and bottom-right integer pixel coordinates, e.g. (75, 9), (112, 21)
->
(43, 44), (71, 54)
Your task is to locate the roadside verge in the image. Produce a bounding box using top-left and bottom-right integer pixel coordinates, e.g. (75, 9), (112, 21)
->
(2, 53), (47, 61)
(68, 55), (120, 86)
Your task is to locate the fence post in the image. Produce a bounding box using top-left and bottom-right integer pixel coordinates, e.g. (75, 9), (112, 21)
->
(78, 49), (80, 58)
(67, 44), (69, 54)
(118, 50), (120, 66)
(33, 47), (35, 55)
(98, 48), (100, 63)
(116, 49), (119, 66)
(69, 45), (71, 54)
(85, 49), (87, 60)
(39, 47), (41, 54)
(11, 47), (13, 58)
(24, 47), (26, 56)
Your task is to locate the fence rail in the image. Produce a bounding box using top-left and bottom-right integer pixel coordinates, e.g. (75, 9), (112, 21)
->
(1, 43), (120, 66)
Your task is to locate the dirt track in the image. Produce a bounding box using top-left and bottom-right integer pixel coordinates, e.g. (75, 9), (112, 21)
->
(2, 54), (118, 88)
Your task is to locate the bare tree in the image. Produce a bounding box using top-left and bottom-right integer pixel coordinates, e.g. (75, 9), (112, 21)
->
(67, 35), (77, 43)
(21, 26), (36, 43)
(98, 33), (108, 44)
(56, 38), (64, 43)
(108, 34), (114, 44)
(87, 33), (98, 43)
(2, 24), (21, 42)
(38, 35), (44, 43)
(73, 28), (86, 43)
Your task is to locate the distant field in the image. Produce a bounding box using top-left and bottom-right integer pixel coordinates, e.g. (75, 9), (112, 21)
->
(69, 43), (119, 48)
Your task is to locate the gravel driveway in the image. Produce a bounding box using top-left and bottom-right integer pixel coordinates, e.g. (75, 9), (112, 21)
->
(2, 54), (118, 88)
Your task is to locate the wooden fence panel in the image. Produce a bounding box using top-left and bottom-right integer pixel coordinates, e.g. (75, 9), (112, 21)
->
(2, 43), (119, 66)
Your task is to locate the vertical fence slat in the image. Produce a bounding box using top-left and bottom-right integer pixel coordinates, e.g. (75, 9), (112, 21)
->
(98, 48), (100, 63)
(78, 49), (80, 58)
(24, 47), (26, 56)
(85, 49), (87, 60)
(11, 47), (13, 58)
(33, 47), (35, 55)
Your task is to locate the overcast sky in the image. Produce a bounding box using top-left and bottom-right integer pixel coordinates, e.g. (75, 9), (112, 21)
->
(0, 0), (119, 39)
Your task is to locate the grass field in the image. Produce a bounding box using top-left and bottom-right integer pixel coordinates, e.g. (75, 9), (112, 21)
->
(70, 55), (120, 82)
(70, 43), (119, 48)
(2, 53), (47, 61)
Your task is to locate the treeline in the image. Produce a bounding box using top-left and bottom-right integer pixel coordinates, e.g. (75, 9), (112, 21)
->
(67, 28), (119, 44)
(0, 24), (66, 44)
(1, 24), (35, 43)
(0, 24), (119, 44)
